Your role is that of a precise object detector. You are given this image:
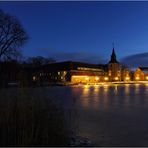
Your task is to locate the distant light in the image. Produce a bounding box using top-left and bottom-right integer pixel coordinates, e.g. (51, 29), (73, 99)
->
(125, 77), (130, 80)
(33, 76), (36, 81)
(114, 77), (119, 80)
(104, 77), (109, 81)
(85, 77), (89, 80)
(95, 77), (99, 81)
(146, 76), (148, 80)
(136, 76), (140, 80)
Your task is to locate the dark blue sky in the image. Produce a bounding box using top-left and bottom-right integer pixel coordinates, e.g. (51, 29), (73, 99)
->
(0, 1), (148, 67)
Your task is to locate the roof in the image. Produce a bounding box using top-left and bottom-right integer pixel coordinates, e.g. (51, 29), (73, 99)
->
(42, 61), (106, 72)
(139, 67), (148, 74)
(109, 48), (119, 63)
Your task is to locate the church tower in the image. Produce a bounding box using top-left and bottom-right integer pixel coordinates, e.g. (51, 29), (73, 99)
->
(108, 47), (121, 81)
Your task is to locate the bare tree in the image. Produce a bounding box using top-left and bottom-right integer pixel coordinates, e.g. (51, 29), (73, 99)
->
(0, 9), (28, 60)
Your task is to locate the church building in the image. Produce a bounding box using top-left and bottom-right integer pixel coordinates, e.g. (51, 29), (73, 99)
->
(108, 48), (122, 81)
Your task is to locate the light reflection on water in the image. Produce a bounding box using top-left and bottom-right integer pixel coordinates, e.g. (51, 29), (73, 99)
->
(68, 84), (148, 146)
(74, 84), (148, 110)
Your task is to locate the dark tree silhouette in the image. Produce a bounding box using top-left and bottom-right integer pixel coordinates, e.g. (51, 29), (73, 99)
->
(0, 9), (28, 60)
(26, 56), (56, 67)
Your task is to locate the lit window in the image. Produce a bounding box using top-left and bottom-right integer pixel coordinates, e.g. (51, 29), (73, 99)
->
(125, 77), (130, 80)
(145, 76), (148, 80)
(136, 76), (140, 80)
(85, 77), (89, 80)
(95, 77), (99, 81)
(58, 72), (60, 75)
(33, 76), (36, 81)
(104, 77), (109, 81)
(114, 77), (119, 80)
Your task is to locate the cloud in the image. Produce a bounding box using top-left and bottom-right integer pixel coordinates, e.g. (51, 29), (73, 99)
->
(37, 48), (106, 64)
(121, 52), (148, 69)
(51, 51), (106, 64)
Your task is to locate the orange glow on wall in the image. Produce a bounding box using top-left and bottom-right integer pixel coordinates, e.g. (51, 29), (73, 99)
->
(85, 77), (89, 80)
(71, 75), (102, 83)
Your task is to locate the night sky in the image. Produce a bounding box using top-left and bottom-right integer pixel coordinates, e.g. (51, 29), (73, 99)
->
(0, 1), (148, 68)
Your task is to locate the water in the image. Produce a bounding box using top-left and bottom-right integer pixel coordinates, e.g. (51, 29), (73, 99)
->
(50, 84), (148, 146)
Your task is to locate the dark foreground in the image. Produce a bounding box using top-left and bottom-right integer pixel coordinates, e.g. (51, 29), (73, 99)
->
(0, 88), (70, 146)
(0, 84), (148, 146)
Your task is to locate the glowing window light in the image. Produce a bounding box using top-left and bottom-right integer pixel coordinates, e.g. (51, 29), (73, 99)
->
(104, 77), (109, 81)
(146, 76), (148, 80)
(85, 77), (89, 80)
(72, 75), (89, 77)
(125, 77), (130, 80)
(95, 77), (99, 81)
(136, 76), (140, 80)
(33, 76), (36, 81)
(114, 77), (119, 80)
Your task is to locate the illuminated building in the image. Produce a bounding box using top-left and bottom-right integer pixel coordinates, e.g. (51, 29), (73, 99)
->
(108, 48), (122, 81)
(33, 48), (138, 84)
(38, 61), (107, 84)
(134, 67), (148, 81)
(122, 68), (131, 81)
(1, 47), (148, 87)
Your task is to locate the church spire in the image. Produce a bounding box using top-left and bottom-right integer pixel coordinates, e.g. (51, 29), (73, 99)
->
(109, 47), (118, 63)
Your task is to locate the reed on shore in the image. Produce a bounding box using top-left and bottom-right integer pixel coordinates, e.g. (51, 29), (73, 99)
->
(0, 87), (70, 146)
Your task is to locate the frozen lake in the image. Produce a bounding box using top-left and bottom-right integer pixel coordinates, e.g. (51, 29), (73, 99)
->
(49, 83), (148, 146)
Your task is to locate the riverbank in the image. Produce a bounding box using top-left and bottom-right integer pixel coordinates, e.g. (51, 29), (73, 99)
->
(50, 81), (148, 86)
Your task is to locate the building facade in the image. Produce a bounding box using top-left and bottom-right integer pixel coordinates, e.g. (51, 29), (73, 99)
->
(2, 47), (148, 87)
(108, 48), (122, 81)
(134, 67), (148, 81)
(32, 48), (137, 84)
(35, 61), (107, 84)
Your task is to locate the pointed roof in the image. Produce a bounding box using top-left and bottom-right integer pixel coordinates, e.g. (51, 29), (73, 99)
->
(109, 48), (118, 63)
(139, 67), (148, 74)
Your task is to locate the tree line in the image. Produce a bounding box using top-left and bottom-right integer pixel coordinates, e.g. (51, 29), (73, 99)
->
(0, 9), (56, 87)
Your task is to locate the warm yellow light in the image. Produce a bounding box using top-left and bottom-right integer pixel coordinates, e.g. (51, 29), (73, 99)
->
(72, 75), (88, 77)
(95, 77), (99, 81)
(114, 77), (119, 80)
(104, 77), (109, 81)
(136, 76), (140, 80)
(146, 76), (148, 80)
(125, 77), (130, 80)
(85, 77), (89, 80)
